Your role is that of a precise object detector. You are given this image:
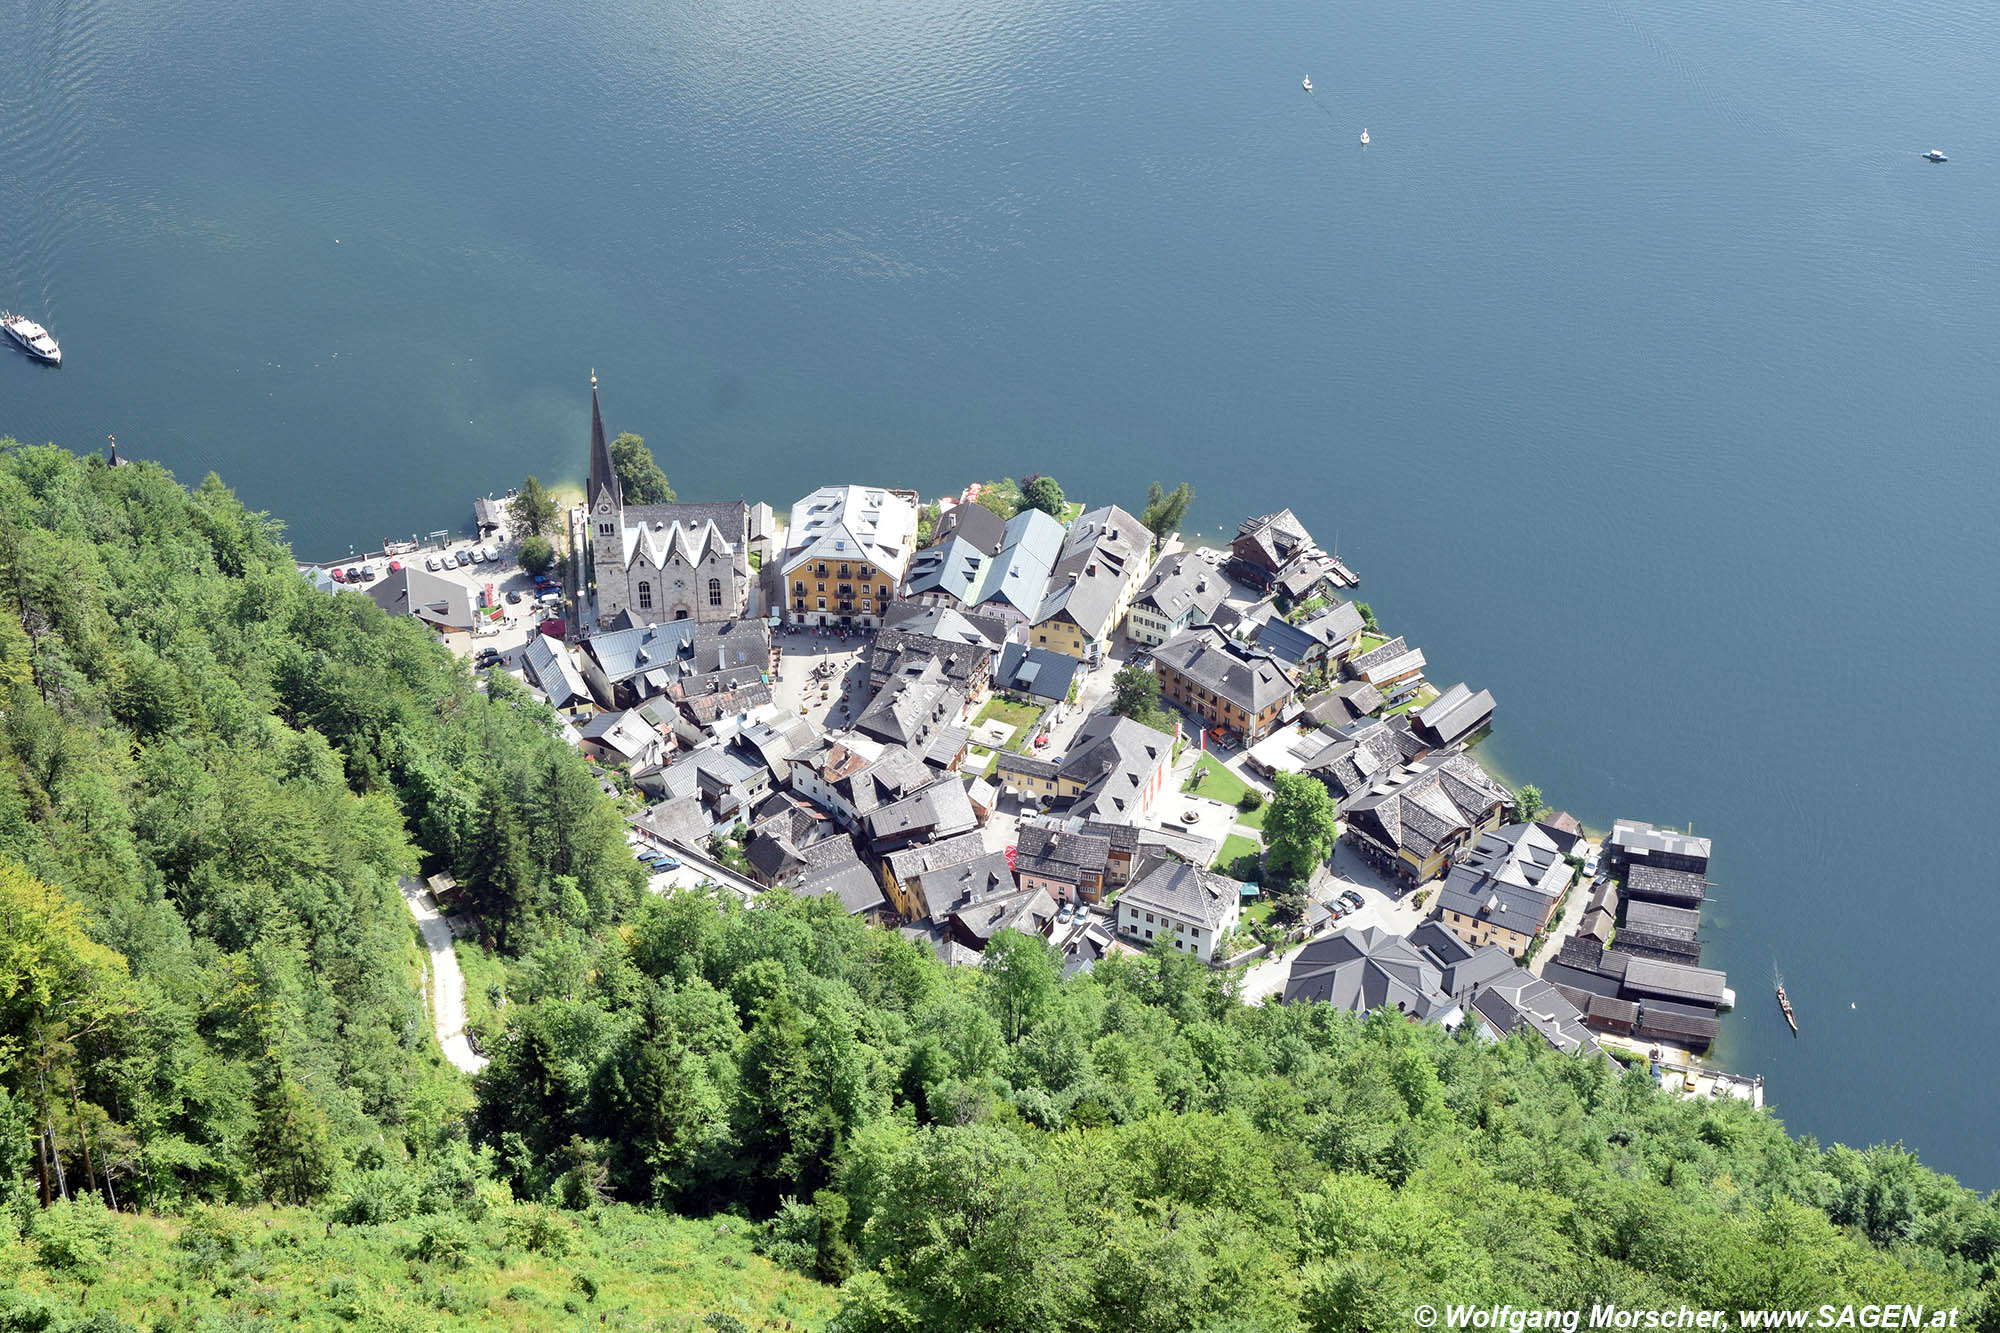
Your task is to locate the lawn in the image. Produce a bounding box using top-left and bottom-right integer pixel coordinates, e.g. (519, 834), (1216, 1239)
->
(1356, 631), (1390, 654)
(454, 940), (509, 1044)
(1236, 798), (1269, 832)
(975, 695), (1048, 753)
(1382, 684), (1440, 718)
(1214, 832), (1263, 878)
(1182, 752), (1251, 805)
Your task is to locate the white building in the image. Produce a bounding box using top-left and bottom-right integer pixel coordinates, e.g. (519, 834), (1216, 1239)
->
(1113, 861), (1243, 963)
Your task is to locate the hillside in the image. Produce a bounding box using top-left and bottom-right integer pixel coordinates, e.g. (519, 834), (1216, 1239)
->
(0, 441), (1995, 1332)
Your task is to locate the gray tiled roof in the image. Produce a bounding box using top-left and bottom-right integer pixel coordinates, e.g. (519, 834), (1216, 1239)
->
(1607, 819), (1712, 865)
(1015, 822), (1112, 881)
(903, 536), (987, 603)
(1296, 600), (1365, 648)
(1131, 551), (1227, 624)
(1304, 715), (1428, 801)
(1121, 861), (1242, 931)
(797, 836), (886, 916)
(1624, 863), (1707, 905)
(1251, 617), (1320, 668)
(629, 795), (711, 848)
(1343, 749), (1509, 861)
(1282, 926), (1453, 1017)
(883, 829), (992, 884)
(522, 633), (590, 709)
(1056, 713), (1172, 822)
(1414, 682), (1496, 747)
(854, 657), (965, 748)
(933, 501), (1007, 556)
(969, 508), (1064, 616)
(995, 642), (1082, 703)
(864, 778), (978, 846)
(1152, 626), (1295, 715)
(585, 619), (769, 687)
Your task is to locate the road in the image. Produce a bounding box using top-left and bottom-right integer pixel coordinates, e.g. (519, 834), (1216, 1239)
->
(399, 877), (489, 1074)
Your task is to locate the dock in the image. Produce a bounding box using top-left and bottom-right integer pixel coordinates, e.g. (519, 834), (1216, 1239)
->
(1327, 555), (1359, 588)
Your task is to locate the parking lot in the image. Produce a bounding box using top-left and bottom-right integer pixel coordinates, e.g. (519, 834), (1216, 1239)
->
(314, 527), (566, 671)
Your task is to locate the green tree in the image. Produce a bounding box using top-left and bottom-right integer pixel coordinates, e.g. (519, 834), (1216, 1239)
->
(1263, 771), (1340, 882)
(1356, 601), (1380, 633)
(610, 432), (676, 504)
(1141, 481), (1195, 546)
(1110, 662), (1160, 722)
(972, 478), (1021, 519)
(1513, 784), (1547, 824)
(1020, 475), (1065, 517)
(249, 1071), (336, 1205)
(519, 534), (557, 578)
(980, 930), (1058, 1043)
(509, 475), (560, 536)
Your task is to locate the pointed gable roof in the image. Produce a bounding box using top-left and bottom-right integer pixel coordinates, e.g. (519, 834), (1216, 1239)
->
(588, 372), (623, 512)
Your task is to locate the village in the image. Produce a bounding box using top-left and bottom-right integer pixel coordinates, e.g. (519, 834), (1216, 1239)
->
(308, 379), (1755, 1104)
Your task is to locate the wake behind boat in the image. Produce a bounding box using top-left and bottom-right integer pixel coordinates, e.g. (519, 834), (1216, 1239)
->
(3, 311), (62, 365)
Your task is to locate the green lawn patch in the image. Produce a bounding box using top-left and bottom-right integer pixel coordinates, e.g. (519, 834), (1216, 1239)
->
(1382, 684), (1440, 718)
(1236, 800), (1269, 832)
(1182, 752), (1252, 805)
(1214, 832), (1262, 878)
(1356, 632), (1390, 654)
(454, 939), (509, 1043)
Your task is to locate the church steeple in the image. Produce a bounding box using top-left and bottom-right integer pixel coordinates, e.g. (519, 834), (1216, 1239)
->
(587, 369), (622, 513)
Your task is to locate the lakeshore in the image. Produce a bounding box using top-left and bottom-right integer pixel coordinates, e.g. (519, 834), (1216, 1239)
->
(300, 392), (1758, 1105)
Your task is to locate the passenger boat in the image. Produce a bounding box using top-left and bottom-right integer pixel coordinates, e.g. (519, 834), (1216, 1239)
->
(2, 311), (61, 364)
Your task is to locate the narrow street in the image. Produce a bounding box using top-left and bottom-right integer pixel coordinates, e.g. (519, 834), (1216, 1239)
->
(399, 877), (489, 1074)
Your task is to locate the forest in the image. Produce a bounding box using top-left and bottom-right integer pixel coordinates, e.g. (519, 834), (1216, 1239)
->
(0, 441), (1995, 1331)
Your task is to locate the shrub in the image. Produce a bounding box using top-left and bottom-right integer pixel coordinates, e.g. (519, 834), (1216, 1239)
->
(505, 1204), (575, 1258)
(33, 1198), (113, 1287)
(410, 1213), (474, 1271)
(1237, 790), (1264, 813)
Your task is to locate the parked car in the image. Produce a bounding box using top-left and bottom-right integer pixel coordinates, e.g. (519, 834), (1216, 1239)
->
(482, 545), (501, 562)
(454, 550), (471, 567)
(330, 567), (347, 583)
(1339, 889), (1363, 910)
(505, 590), (523, 604)
(425, 555), (441, 571)
(467, 548), (485, 564)
(344, 567), (362, 582)
(359, 566), (377, 582)
(653, 854), (682, 871)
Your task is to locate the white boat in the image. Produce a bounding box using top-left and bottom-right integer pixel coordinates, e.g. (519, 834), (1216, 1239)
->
(1302, 76), (1313, 93)
(1359, 128), (1370, 145)
(2, 311), (61, 364)
(1923, 149), (1947, 163)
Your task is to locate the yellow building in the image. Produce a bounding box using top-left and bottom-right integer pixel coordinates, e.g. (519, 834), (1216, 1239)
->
(1029, 505), (1150, 659)
(783, 485), (919, 628)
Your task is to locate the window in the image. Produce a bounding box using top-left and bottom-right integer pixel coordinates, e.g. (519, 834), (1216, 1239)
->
(878, 585), (889, 602)
(637, 581), (652, 610)
(838, 563), (850, 578)
(858, 565), (872, 579)
(816, 582), (826, 592)
(708, 578), (722, 607)
(793, 581), (806, 594)
(817, 598), (827, 610)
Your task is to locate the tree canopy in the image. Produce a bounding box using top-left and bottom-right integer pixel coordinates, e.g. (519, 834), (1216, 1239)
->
(1263, 771), (1341, 882)
(610, 432), (676, 504)
(507, 474), (559, 536)
(1020, 475), (1065, 517)
(1142, 481), (1195, 544)
(518, 533), (556, 578)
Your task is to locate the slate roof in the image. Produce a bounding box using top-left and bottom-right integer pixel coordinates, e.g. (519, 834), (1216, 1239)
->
(1622, 900), (1702, 940)
(880, 602), (1011, 646)
(1035, 505), (1148, 641)
(1055, 712), (1173, 822)
(1352, 641), (1427, 687)
(522, 633), (590, 709)
(1616, 955), (1729, 1006)
(1152, 627), (1295, 715)
(1301, 679), (1386, 728)
(797, 836), (886, 916)
(903, 536), (987, 603)
(366, 566), (478, 629)
(1434, 822), (1573, 932)
(1414, 682), (1497, 747)
(1624, 863), (1708, 906)
(629, 795), (711, 849)
(868, 615), (1003, 691)
(1233, 509), (1316, 575)
(883, 829), (993, 885)
(585, 619), (770, 688)
(734, 714), (823, 780)
(1304, 715), (1429, 802)
(1282, 926), (1454, 1017)
(995, 642), (1082, 704)
(1014, 822), (1112, 883)
(933, 500), (1006, 556)
(854, 656), (965, 748)
(1251, 617), (1321, 669)
(864, 778), (978, 847)
(1131, 551), (1227, 625)
(1121, 861), (1242, 931)
(924, 846), (1020, 909)
(577, 709), (665, 763)
(623, 500), (751, 551)
(945, 879), (1056, 945)
(1343, 749), (1510, 862)
(1296, 600), (1365, 649)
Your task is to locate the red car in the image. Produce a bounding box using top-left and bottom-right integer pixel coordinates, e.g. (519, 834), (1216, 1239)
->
(329, 567), (347, 583)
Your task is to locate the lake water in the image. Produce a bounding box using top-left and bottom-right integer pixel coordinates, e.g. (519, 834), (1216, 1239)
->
(4, 0), (1996, 1184)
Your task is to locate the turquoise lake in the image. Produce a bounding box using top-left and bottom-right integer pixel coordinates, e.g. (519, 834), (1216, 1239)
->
(3, 0), (1996, 1182)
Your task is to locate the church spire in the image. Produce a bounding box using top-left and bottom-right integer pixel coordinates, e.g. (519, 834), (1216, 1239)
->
(587, 368), (622, 512)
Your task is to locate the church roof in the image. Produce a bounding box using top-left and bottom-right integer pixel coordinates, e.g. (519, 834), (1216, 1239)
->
(588, 373), (622, 512)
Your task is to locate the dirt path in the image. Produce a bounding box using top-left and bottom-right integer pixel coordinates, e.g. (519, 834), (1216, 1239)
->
(399, 877), (488, 1074)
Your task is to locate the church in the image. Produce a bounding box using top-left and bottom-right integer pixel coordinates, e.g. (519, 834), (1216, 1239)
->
(585, 375), (750, 626)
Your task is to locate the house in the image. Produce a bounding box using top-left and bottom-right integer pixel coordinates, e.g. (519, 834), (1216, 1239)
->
(902, 536), (989, 609)
(1126, 551), (1228, 647)
(1014, 822), (1114, 904)
(941, 876), (1057, 952)
(1300, 679), (1386, 729)
(1577, 878), (1618, 948)
(867, 605), (1007, 699)
(576, 709), (670, 769)
(853, 655), (966, 751)
(521, 632), (591, 710)
(783, 485), (920, 628)
(1030, 505), (1150, 659)
(473, 494), (509, 535)
(582, 379), (751, 626)
(1543, 938), (1726, 1052)
(788, 733), (938, 830)
(1249, 617), (1324, 678)
(1341, 747), (1510, 885)
(732, 714), (823, 789)
(932, 500), (1007, 556)
(1151, 626), (1297, 744)
(994, 712), (1174, 823)
(796, 836), (890, 919)
(879, 830), (994, 920)
(577, 619), (770, 710)
(1347, 636), (1428, 692)
(1433, 822), (1575, 958)
(1604, 819), (1712, 877)
(743, 793), (843, 887)
(1284, 923), (1597, 1055)
(1049, 911), (1123, 979)
(642, 743), (768, 826)
(1293, 601), (1367, 667)
(955, 508), (1065, 631)
(1113, 861), (1243, 962)
(364, 565), (480, 632)
(1614, 899), (1704, 964)
(1623, 862), (1708, 908)
(1226, 509), (1322, 591)
(862, 778), (979, 855)
(993, 642), (1082, 707)
(630, 795), (711, 854)
(1411, 682), (1497, 749)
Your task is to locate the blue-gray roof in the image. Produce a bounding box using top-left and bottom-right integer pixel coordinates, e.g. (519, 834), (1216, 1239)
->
(1251, 616), (1320, 667)
(995, 642), (1082, 703)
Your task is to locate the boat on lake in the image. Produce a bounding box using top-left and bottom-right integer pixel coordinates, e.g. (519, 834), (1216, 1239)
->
(1302, 76), (1313, 93)
(2, 311), (61, 364)
(1924, 149), (1947, 162)
(1775, 965), (1798, 1035)
(1359, 128), (1370, 146)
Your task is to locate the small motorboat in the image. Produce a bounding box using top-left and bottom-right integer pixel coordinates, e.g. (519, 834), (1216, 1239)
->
(1359, 128), (1371, 146)
(1924, 149), (1947, 163)
(1302, 76), (1313, 93)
